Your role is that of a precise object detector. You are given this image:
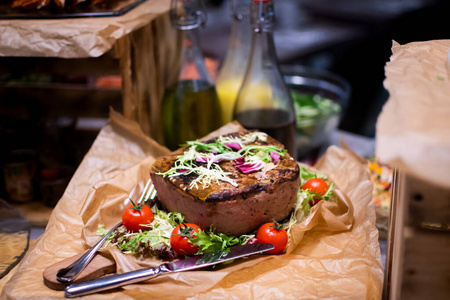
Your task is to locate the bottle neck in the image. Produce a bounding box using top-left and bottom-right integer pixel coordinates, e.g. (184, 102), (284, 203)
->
(249, 27), (279, 73)
(229, 11), (251, 50)
(250, 0), (275, 33)
(170, 0), (207, 30)
(178, 28), (213, 84)
(247, 0), (282, 80)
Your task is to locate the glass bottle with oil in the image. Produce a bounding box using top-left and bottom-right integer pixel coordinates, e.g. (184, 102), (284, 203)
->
(162, 0), (222, 150)
(215, 0), (252, 125)
(233, 0), (296, 157)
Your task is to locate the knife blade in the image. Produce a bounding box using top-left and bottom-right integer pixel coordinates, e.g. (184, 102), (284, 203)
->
(65, 243), (274, 298)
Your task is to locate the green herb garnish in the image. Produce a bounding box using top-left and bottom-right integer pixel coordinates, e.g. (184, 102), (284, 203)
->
(157, 132), (285, 189)
(190, 228), (253, 254)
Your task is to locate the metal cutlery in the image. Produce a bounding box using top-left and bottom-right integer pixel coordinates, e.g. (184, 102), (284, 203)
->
(56, 178), (156, 284)
(65, 243), (274, 298)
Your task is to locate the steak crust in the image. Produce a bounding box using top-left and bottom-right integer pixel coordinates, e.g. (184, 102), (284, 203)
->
(150, 131), (300, 236)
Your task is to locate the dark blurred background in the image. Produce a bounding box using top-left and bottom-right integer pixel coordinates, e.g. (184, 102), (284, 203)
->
(0, 0), (449, 204)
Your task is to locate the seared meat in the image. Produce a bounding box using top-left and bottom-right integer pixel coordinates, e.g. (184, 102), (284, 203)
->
(150, 130), (300, 236)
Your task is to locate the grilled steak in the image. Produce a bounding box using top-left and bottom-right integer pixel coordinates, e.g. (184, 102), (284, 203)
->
(150, 130), (300, 236)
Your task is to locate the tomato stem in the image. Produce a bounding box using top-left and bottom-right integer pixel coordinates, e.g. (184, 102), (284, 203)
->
(175, 223), (198, 239)
(129, 199), (145, 211)
(270, 219), (283, 231)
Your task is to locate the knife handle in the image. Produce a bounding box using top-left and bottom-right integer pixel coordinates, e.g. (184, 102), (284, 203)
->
(64, 264), (170, 298)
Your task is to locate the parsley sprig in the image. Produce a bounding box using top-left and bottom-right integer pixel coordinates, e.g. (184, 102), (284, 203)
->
(190, 227), (255, 254)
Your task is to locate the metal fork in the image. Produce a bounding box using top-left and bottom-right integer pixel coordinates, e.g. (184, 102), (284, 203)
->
(124, 178), (157, 206)
(56, 178), (157, 284)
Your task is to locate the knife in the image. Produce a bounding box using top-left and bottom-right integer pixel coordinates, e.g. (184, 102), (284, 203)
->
(64, 243), (274, 298)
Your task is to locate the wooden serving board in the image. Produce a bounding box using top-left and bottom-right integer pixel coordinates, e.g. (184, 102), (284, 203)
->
(43, 251), (116, 290)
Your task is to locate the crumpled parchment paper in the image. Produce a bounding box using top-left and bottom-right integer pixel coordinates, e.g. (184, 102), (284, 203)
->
(1, 110), (383, 299)
(377, 40), (450, 189)
(0, 0), (170, 58)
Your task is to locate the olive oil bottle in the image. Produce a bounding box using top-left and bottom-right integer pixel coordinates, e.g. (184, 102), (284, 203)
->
(163, 0), (222, 150)
(162, 80), (221, 150)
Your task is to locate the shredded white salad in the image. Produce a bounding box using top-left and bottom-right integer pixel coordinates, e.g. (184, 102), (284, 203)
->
(156, 132), (287, 190)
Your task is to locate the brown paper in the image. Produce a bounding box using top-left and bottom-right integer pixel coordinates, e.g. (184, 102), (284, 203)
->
(78, 122), (355, 282)
(1, 111), (383, 299)
(0, 0), (171, 58)
(377, 40), (450, 188)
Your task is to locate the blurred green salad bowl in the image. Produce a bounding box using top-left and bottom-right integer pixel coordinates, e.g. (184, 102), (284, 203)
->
(282, 65), (351, 159)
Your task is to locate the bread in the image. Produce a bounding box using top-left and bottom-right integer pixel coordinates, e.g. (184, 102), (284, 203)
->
(150, 130), (300, 236)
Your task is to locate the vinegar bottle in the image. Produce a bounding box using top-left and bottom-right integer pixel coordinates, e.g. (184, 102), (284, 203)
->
(215, 0), (252, 125)
(162, 0), (222, 150)
(233, 0), (296, 157)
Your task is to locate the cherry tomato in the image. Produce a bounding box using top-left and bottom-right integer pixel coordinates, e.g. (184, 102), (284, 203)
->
(170, 223), (201, 256)
(256, 221), (288, 255)
(122, 203), (154, 232)
(301, 177), (329, 205)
